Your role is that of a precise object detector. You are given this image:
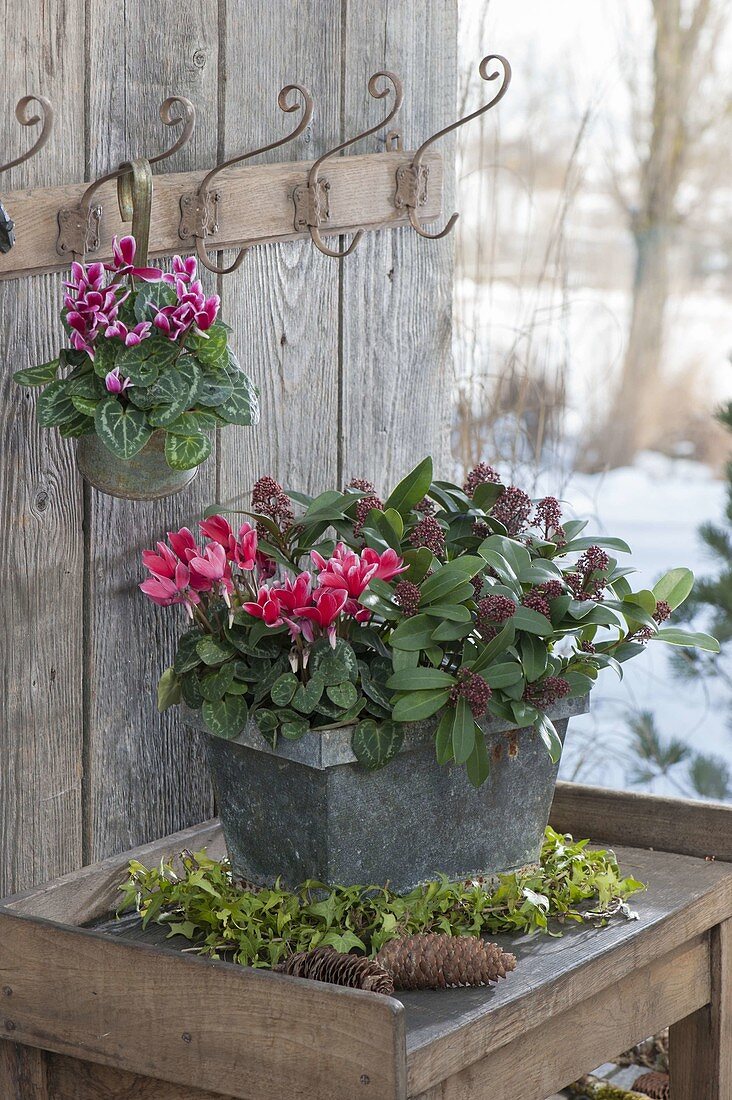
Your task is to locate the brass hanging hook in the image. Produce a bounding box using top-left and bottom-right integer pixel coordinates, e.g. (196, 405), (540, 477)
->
(179, 84), (314, 276)
(293, 71), (403, 260)
(395, 54), (511, 240)
(0, 95), (54, 253)
(56, 95), (196, 259)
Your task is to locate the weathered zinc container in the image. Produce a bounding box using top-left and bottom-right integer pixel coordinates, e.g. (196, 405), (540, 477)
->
(76, 430), (198, 500)
(189, 695), (588, 892)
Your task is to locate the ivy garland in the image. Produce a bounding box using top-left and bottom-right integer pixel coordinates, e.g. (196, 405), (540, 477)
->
(118, 828), (644, 969)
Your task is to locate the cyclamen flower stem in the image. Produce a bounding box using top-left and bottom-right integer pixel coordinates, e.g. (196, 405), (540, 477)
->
(193, 605), (215, 633)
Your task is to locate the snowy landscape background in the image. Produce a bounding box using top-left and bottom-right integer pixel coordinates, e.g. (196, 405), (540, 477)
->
(454, 1), (732, 799)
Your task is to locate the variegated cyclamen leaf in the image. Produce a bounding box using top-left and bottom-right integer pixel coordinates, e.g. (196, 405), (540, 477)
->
(164, 430), (212, 471)
(351, 719), (403, 770)
(71, 395), (100, 417)
(92, 339), (118, 378)
(202, 693), (248, 740)
(94, 398), (153, 459)
(59, 411), (95, 437)
(13, 359), (60, 386)
(116, 345), (159, 387)
(197, 366), (233, 407)
(147, 360), (201, 428)
(188, 322), (229, 367)
(36, 380), (76, 427)
(217, 373), (260, 426)
(134, 281), (175, 322)
(165, 410), (222, 435)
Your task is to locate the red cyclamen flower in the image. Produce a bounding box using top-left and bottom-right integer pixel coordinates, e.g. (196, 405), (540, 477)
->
(105, 320), (152, 348)
(199, 514), (258, 571)
(242, 586), (284, 627)
(104, 367), (133, 394)
(106, 235), (163, 282)
(296, 588), (348, 647)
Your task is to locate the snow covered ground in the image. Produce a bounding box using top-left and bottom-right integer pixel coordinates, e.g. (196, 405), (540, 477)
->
(537, 453), (731, 797)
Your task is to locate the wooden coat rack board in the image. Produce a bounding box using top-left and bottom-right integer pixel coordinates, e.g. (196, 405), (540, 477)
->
(0, 56), (511, 282)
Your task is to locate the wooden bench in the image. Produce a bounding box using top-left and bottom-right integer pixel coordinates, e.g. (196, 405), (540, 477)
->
(1, 782), (730, 1099)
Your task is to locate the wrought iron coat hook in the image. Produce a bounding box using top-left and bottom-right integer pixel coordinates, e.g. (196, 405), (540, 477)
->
(56, 96), (196, 259)
(293, 71), (403, 260)
(179, 84), (314, 276)
(395, 54), (511, 240)
(0, 95), (54, 253)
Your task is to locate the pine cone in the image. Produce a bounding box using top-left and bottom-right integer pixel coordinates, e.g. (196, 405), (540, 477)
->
(631, 1071), (670, 1099)
(276, 946), (394, 995)
(376, 933), (516, 990)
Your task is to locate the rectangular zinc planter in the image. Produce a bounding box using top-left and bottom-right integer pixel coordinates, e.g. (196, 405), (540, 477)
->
(193, 695), (589, 891)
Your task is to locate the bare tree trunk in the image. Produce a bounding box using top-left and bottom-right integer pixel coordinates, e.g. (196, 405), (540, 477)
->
(599, 223), (671, 467)
(593, 0), (713, 470)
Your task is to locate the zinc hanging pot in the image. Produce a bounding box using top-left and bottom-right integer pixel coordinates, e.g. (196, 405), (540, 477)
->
(188, 695), (589, 892)
(76, 430), (198, 501)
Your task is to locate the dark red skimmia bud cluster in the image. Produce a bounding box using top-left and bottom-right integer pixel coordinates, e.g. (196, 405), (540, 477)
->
(449, 667), (492, 718)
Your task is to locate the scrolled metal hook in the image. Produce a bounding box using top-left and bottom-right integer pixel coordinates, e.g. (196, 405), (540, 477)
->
(56, 95), (196, 259)
(183, 83), (314, 275)
(0, 95), (54, 253)
(1, 95), (54, 175)
(397, 54), (511, 240)
(294, 70), (403, 260)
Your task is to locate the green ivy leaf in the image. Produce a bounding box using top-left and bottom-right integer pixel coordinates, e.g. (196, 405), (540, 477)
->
(281, 715), (309, 740)
(199, 663), (237, 702)
(188, 322), (229, 367)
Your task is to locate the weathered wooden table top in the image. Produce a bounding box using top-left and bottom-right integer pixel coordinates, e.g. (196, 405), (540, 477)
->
(92, 844), (732, 1062)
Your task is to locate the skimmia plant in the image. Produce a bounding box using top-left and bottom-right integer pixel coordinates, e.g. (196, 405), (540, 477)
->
(14, 237), (258, 471)
(141, 457), (718, 786)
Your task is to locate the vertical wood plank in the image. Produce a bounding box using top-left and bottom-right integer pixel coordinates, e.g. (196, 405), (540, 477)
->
(0, 1), (85, 896)
(340, 1), (457, 492)
(83, 1), (219, 860)
(217, 0), (342, 508)
(0, 1041), (50, 1100)
(669, 919), (732, 1100)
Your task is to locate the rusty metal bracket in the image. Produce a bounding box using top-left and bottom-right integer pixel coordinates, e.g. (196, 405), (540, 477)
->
(178, 187), (220, 241)
(292, 178), (330, 233)
(56, 202), (103, 257)
(394, 163), (428, 211)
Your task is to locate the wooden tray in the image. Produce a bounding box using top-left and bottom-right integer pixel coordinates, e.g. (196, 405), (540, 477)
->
(1, 782), (731, 1100)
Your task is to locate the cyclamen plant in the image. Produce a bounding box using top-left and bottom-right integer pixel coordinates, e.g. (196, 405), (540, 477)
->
(142, 457), (718, 787)
(13, 236), (258, 471)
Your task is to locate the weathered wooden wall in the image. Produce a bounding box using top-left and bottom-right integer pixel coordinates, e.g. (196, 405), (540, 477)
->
(0, 0), (456, 896)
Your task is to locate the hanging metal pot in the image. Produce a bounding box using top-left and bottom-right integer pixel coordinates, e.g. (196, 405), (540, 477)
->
(76, 429), (198, 501)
